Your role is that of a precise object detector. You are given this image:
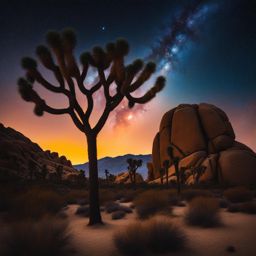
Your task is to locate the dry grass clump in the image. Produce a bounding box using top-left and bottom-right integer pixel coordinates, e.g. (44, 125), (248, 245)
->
(112, 210), (126, 220)
(104, 201), (133, 214)
(227, 202), (256, 214)
(118, 190), (137, 203)
(114, 222), (146, 255)
(114, 217), (186, 255)
(182, 189), (212, 202)
(1, 217), (74, 256)
(185, 196), (221, 227)
(219, 198), (229, 208)
(63, 189), (88, 205)
(145, 217), (186, 253)
(75, 205), (90, 217)
(105, 201), (121, 213)
(134, 190), (171, 219)
(8, 188), (65, 221)
(224, 187), (253, 203)
(99, 189), (116, 204)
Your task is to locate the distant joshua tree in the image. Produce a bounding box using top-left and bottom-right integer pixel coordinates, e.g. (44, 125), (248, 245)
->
(18, 28), (165, 225)
(167, 144), (181, 195)
(163, 159), (170, 186)
(105, 169), (110, 181)
(78, 169), (86, 180)
(127, 158), (143, 184)
(159, 168), (165, 184)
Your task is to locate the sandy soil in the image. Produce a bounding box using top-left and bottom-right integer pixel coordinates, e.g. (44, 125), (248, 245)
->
(65, 203), (256, 256)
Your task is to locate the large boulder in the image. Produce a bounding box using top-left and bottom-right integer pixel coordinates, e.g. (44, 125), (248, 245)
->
(114, 171), (144, 184)
(149, 103), (256, 186)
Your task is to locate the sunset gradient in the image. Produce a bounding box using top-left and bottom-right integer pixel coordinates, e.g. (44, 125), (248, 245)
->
(0, 0), (255, 165)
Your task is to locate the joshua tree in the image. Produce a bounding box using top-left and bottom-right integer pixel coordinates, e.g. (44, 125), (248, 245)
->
(163, 159), (170, 186)
(146, 162), (154, 181)
(78, 169), (86, 180)
(17, 28), (165, 225)
(167, 145), (181, 195)
(105, 169), (110, 181)
(127, 158), (143, 184)
(179, 166), (187, 184)
(159, 167), (165, 184)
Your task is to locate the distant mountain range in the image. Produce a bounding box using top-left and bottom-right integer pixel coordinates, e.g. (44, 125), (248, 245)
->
(74, 154), (152, 179)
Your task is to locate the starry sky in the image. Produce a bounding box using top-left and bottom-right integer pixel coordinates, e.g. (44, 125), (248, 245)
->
(0, 0), (255, 164)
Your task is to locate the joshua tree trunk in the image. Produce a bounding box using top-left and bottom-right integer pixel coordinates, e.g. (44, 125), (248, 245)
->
(165, 167), (169, 187)
(87, 133), (103, 225)
(174, 161), (181, 195)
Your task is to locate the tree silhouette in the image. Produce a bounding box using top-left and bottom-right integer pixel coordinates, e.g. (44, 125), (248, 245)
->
(17, 28), (166, 225)
(127, 158), (143, 184)
(163, 159), (170, 186)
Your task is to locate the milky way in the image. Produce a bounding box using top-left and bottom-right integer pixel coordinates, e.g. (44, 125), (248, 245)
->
(111, 1), (219, 128)
(147, 0), (218, 75)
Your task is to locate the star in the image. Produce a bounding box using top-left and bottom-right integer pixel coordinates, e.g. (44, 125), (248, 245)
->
(101, 26), (106, 31)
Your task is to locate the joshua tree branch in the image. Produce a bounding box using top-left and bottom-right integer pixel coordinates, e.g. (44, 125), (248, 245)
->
(98, 68), (110, 100)
(93, 91), (123, 133)
(43, 104), (70, 115)
(69, 109), (86, 132)
(28, 69), (69, 95)
(90, 81), (102, 93)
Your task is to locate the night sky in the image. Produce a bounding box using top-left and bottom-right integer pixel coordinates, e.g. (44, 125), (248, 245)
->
(0, 0), (255, 164)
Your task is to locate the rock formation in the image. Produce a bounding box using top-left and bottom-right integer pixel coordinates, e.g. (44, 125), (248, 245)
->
(114, 171), (144, 184)
(0, 123), (78, 180)
(149, 103), (256, 186)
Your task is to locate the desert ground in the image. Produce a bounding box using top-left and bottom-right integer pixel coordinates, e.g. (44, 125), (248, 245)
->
(0, 185), (256, 256)
(66, 201), (256, 256)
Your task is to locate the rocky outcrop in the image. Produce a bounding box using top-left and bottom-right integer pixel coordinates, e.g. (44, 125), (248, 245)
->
(149, 104), (256, 186)
(114, 171), (144, 184)
(0, 123), (78, 180)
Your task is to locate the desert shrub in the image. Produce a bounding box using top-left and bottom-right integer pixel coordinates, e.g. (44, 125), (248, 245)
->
(227, 204), (240, 213)
(185, 197), (221, 227)
(219, 198), (229, 208)
(145, 217), (186, 253)
(160, 189), (180, 205)
(134, 190), (171, 219)
(100, 189), (116, 205)
(114, 217), (186, 255)
(182, 189), (212, 202)
(75, 205), (90, 217)
(105, 201), (121, 213)
(114, 222), (146, 255)
(1, 217), (74, 256)
(63, 189), (88, 205)
(8, 188), (65, 220)
(118, 190), (137, 203)
(112, 210), (126, 220)
(224, 187), (253, 203)
(228, 202), (256, 214)
(239, 202), (256, 214)
(119, 205), (133, 213)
